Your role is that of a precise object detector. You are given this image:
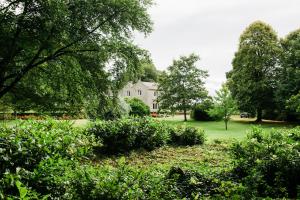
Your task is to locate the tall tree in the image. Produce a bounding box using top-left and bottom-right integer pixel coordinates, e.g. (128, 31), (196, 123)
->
(0, 0), (153, 99)
(158, 54), (208, 121)
(209, 85), (237, 130)
(276, 29), (300, 121)
(227, 21), (280, 122)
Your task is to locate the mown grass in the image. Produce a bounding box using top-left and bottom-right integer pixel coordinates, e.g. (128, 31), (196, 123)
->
(160, 115), (297, 142)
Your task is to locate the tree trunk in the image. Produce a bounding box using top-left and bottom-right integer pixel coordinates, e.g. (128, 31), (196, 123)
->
(225, 120), (228, 130)
(256, 108), (262, 122)
(183, 108), (187, 121)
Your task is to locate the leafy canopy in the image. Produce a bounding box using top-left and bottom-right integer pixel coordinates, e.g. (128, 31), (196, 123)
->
(276, 29), (300, 118)
(227, 21), (280, 122)
(0, 0), (153, 113)
(158, 54), (208, 121)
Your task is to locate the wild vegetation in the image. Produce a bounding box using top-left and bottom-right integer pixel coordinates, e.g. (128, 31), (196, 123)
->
(1, 120), (299, 199)
(0, 0), (299, 199)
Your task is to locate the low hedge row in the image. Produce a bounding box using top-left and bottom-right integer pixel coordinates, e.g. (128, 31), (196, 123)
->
(87, 117), (206, 154)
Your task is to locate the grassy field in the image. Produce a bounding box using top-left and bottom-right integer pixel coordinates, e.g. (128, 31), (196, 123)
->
(159, 115), (297, 142)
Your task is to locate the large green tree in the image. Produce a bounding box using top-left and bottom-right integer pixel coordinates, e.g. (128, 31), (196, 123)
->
(0, 0), (153, 103)
(276, 29), (300, 121)
(227, 21), (280, 122)
(158, 54), (208, 121)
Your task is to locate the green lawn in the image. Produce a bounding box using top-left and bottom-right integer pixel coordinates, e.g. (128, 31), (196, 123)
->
(160, 115), (297, 141)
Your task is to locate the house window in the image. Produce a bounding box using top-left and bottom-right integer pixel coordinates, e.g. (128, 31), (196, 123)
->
(138, 90), (142, 95)
(154, 91), (158, 96)
(153, 103), (158, 110)
(127, 91), (131, 96)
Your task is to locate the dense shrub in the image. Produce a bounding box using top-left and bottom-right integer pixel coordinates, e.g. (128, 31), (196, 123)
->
(0, 120), (96, 198)
(88, 117), (170, 153)
(88, 117), (206, 154)
(10, 157), (177, 200)
(166, 166), (245, 199)
(231, 126), (300, 198)
(190, 99), (217, 121)
(0, 120), (95, 173)
(169, 126), (205, 146)
(126, 98), (150, 117)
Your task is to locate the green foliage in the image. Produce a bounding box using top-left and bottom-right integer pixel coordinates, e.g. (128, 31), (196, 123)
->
(88, 117), (206, 154)
(158, 54), (209, 121)
(166, 166), (245, 199)
(227, 21), (280, 122)
(93, 97), (131, 120)
(29, 157), (177, 200)
(140, 61), (160, 82)
(0, 120), (96, 199)
(0, 120), (95, 175)
(126, 97), (150, 117)
(88, 117), (171, 153)
(231, 126), (300, 198)
(209, 85), (237, 130)
(0, 0), (153, 119)
(169, 126), (205, 146)
(287, 92), (300, 113)
(276, 29), (300, 120)
(190, 97), (216, 121)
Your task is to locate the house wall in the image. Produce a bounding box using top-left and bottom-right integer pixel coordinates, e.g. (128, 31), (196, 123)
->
(119, 81), (158, 112)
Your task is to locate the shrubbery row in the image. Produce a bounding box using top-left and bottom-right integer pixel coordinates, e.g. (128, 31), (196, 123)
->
(87, 117), (206, 153)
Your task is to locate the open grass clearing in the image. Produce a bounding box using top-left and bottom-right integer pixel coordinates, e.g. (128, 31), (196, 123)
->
(160, 115), (297, 142)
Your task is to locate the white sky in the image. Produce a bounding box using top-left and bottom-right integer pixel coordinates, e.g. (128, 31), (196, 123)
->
(134, 0), (300, 95)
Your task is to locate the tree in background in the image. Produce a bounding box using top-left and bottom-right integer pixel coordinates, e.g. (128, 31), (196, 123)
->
(158, 54), (208, 121)
(227, 21), (280, 122)
(126, 98), (150, 117)
(209, 85), (237, 130)
(0, 0), (153, 116)
(190, 97), (216, 121)
(140, 61), (160, 82)
(276, 29), (300, 121)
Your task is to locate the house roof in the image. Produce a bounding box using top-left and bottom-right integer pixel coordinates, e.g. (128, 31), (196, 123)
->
(141, 81), (157, 90)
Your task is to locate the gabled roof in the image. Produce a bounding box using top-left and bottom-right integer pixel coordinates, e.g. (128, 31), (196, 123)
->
(141, 81), (157, 90)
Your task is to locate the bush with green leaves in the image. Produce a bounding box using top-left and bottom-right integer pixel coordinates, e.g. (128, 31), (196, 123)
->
(88, 117), (170, 153)
(190, 98), (216, 121)
(166, 166), (246, 199)
(0, 120), (96, 198)
(126, 98), (150, 117)
(231, 126), (300, 198)
(8, 157), (177, 200)
(169, 126), (205, 146)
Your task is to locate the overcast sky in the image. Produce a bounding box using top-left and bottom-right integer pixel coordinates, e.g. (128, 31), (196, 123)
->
(134, 0), (300, 95)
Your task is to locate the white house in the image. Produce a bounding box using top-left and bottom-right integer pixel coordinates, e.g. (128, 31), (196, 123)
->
(119, 81), (159, 112)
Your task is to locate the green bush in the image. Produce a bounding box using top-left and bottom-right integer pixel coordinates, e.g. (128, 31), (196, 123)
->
(169, 126), (205, 146)
(231, 126), (300, 198)
(166, 166), (245, 199)
(0, 120), (95, 173)
(88, 117), (170, 153)
(16, 157), (177, 200)
(126, 98), (150, 117)
(88, 117), (206, 154)
(190, 98), (216, 121)
(0, 120), (96, 198)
